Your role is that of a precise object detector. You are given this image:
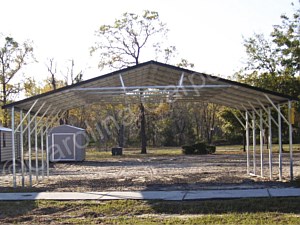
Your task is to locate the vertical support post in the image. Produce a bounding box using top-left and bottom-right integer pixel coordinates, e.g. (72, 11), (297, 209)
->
(35, 117), (38, 182)
(246, 111), (250, 175)
(252, 111), (256, 175)
(11, 107), (16, 188)
(41, 127), (44, 180)
(288, 101), (293, 181)
(46, 123), (49, 177)
(28, 113), (32, 186)
(20, 110), (25, 187)
(268, 107), (272, 180)
(259, 109), (264, 177)
(278, 105), (282, 181)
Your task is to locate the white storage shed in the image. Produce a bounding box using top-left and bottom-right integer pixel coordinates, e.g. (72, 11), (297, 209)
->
(0, 127), (20, 162)
(48, 125), (86, 162)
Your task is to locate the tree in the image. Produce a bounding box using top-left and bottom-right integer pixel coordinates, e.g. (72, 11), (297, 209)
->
(45, 58), (84, 124)
(219, 108), (246, 151)
(23, 77), (43, 97)
(64, 59), (83, 85)
(24, 77), (65, 97)
(176, 58), (195, 69)
(238, 4), (300, 97)
(91, 11), (171, 154)
(0, 35), (34, 126)
(46, 58), (58, 90)
(271, 5), (300, 77)
(243, 33), (279, 75)
(229, 3), (300, 143)
(91, 10), (168, 69)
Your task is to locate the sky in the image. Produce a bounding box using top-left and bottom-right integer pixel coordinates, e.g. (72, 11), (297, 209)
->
(0, 0), (297, 85)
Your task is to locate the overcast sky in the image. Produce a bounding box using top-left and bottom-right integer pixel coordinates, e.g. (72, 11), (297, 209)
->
(0, 0), (297, 84)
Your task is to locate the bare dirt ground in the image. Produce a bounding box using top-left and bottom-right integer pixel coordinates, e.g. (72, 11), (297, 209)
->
(0, 151), (299, 192)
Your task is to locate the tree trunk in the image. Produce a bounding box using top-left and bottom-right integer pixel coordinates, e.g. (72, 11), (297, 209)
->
(118, 124), (124, 147)
(51, 74), (56, 90)
(265, 129), (268, 149)
(2, 82), (8, 127)
(140, 103), (147, 154)
(152, 130), (156, 147)
(64, 110), (69, 124)
(207, 130), (211, 144)
(209, 129), (213, 144)
(3, 109), (8, 127)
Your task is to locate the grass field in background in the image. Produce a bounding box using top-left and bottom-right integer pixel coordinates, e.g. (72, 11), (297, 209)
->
(86, 144), (300, 160)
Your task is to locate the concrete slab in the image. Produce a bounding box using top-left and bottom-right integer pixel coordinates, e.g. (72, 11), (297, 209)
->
(184, 189), (270, 200)
(0, 192), (109, 201)
(36, 192), (110, 200)
(268, 188), (300, 197)
(0, 189), (299, 201)
(100, 191), (185, 201)
(0, 191), (186, 201)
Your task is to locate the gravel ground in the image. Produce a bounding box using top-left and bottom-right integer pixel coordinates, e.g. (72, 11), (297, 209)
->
(0, 152), (299, 192)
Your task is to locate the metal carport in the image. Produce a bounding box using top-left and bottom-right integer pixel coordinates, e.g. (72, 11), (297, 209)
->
(2, 60), (298, 188)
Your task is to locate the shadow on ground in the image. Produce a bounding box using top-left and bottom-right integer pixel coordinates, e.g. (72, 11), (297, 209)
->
(1, 197), (300, 224)
(148, 197), (300, 215)
(0, 176), (293, 193)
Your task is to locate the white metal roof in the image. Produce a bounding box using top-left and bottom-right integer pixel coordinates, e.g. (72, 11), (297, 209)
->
(2, 61), (298, 115)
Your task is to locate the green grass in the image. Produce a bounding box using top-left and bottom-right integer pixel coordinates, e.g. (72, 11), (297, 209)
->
(86, 144), (300, 160)
(0, 198), (300, 224)
(86, 147), (183, 160)
(216, 143), (300, 153)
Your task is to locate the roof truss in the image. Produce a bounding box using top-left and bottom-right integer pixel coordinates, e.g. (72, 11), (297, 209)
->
(2, 61), (298, 114)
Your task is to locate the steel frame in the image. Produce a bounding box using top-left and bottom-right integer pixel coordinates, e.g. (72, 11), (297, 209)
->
(7, 76), (296, 188)
(9, 101), (69, 188)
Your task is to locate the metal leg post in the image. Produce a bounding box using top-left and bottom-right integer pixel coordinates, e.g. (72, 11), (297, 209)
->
(35, 117), (38, 182)
(252, 111), (256, 175)
(278, 105), (282, 181)
(246, 111), (250, 175)
(288, 101), (293, 181)
(41, 127), (44, 180)
(46, 125), (49, 177)
(28, 113), (32, 186)
(11, 107), (16, 188)
(268, 107), (272, 180)
(20, 110), (25, 187)
(260, 109), (263, 177)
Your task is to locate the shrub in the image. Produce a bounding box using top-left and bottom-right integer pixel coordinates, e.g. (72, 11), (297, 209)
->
(192, 143), (207, 154)
(206, 145), (216, 154)
(182, 145), (196, 155)
(182, 142), (216, 155)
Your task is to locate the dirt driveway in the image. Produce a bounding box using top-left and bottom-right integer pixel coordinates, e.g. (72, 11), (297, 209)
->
(0, 152), (299, 192)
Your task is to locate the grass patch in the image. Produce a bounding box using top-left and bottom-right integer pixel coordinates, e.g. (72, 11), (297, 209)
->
(0, 198), (300, 224)
(216, 144), (300, 153)
(86, 144), (300, 160)
(86, 147), (182, 160)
